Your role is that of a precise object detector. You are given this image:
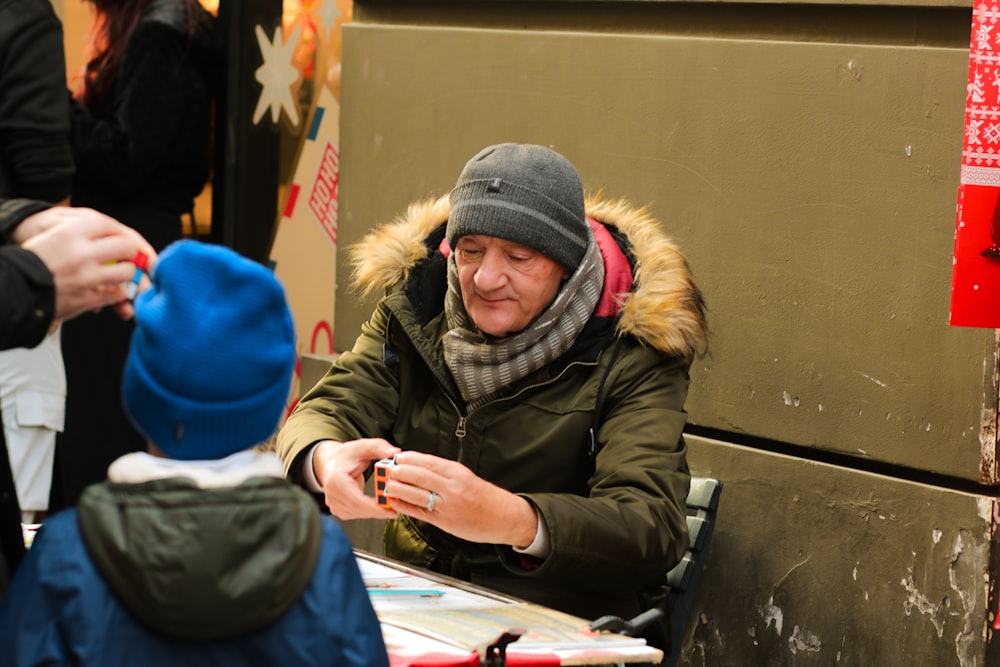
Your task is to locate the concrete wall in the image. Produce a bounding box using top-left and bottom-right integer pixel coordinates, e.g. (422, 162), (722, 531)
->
(332, 2), (1000, 663)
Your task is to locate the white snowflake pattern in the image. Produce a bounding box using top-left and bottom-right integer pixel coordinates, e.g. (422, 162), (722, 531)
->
(968, 119), (985, 145)
(977, 22), (994, 51)
(984, 122), (1000, 144)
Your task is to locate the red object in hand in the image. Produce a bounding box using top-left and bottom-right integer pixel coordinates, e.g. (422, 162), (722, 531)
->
(131, 251), (151, 273)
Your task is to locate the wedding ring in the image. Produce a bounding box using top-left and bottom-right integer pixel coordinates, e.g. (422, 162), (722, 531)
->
(426, 491), (438, 512)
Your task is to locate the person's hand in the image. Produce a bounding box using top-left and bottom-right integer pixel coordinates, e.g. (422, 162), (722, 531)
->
(313, 438), (400, 520)
(384, 450), (539, 549)
(20, 208), (157, 323)
(8, 206), (65, 245)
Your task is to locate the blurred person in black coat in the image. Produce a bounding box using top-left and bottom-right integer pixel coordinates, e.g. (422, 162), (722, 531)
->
(0, 198), (155, 596)
(0, 0), (77, 534)
(57, 0), (223, 507)
(0, 0), (75, 596)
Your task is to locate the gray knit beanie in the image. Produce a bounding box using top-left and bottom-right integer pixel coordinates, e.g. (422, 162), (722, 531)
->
(447, 143), (589, 270)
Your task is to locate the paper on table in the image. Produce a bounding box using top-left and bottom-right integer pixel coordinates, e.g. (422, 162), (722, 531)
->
(355, 552), (662, 665)
(357, 556), (412, 581)
(378, 603), (649, 653)
(367, 580), (500, 614)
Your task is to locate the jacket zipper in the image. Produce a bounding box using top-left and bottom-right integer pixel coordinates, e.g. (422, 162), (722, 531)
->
(448, 359), (598, 440)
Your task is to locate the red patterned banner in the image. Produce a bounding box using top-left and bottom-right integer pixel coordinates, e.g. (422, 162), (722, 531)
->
(951, 1), (1000, 327)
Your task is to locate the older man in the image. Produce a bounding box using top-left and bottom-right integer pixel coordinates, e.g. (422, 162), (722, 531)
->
(277, 143), (708, 646)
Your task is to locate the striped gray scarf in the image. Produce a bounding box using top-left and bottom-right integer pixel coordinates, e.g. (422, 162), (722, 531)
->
(443, 239), (605, 404)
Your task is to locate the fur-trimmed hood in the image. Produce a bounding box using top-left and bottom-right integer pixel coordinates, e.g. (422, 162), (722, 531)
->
(348, 195), (707, 361)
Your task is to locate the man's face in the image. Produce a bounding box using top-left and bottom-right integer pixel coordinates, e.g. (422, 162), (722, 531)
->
(454, 234), (568, 337)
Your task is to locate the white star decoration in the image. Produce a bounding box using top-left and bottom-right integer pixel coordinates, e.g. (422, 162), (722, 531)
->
(253, 24), (302, 127)
(314, 0), (342, 33)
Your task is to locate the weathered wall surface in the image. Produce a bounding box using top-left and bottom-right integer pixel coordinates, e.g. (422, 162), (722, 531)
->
(687, 434), (996, 666)
(333, 2), (1000, 663)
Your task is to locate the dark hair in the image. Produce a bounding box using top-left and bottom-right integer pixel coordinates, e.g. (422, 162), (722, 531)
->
(77, 0), (205, 113)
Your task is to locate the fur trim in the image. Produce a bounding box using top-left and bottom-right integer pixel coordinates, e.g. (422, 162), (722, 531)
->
(585, 197), (707, 360)
(348, 194), (707, 360)
(349, 196), (448, 299)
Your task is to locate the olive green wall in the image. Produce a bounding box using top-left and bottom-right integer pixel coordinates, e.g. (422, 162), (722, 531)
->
(686, 434), (994, 665)
(331, 2), (1000, 663)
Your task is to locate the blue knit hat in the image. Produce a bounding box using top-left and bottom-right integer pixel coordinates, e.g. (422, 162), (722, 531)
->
(122, 240), (297, 460)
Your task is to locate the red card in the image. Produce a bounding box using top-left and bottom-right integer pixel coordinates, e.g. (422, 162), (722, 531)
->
(950, 1), (1000, 327)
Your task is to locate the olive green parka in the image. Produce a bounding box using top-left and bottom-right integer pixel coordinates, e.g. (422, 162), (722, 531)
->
(277, 195), (707, 625)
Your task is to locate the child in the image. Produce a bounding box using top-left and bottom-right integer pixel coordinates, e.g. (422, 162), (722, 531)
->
(0, 240), (388, 666)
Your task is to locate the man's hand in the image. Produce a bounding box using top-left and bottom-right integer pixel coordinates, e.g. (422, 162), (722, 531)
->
(20, 208), (157, 323)
(383, 451), (539, 549)
(313, 438), (400, 520)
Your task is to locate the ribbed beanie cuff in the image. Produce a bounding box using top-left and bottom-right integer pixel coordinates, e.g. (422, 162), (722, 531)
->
(123, 349), (293, 460)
